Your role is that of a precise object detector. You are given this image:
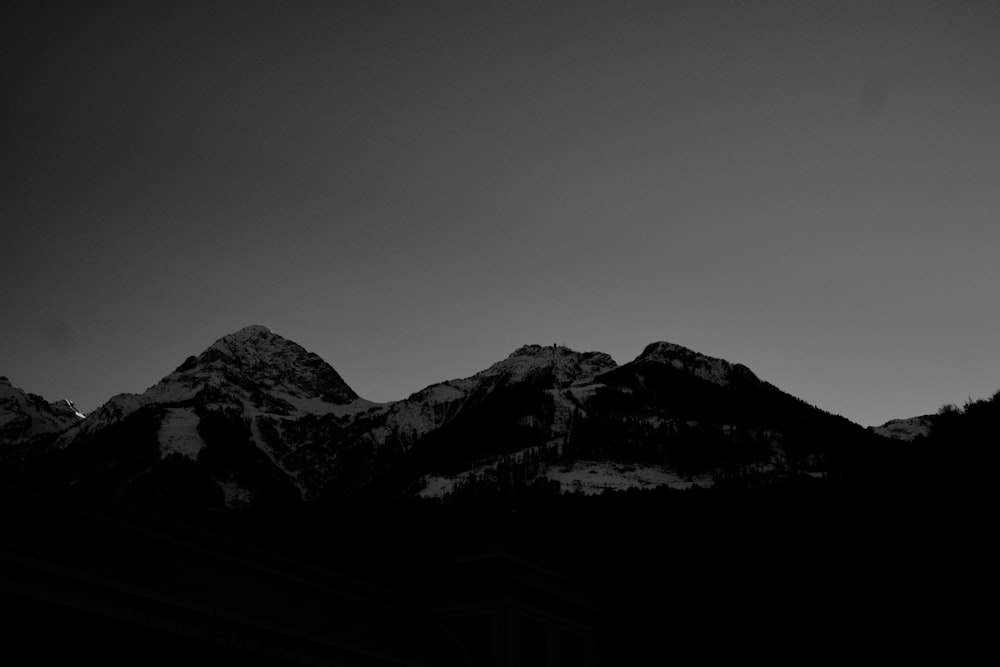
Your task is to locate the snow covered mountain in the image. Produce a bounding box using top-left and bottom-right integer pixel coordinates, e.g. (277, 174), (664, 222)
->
(0, 376), (84, 460)
(18, 326), (885, 510)
(152, 324), (360, 407)
(368, 344), (616, 448)
(49, 325), (381, 506)
(400, 339), (881, 500)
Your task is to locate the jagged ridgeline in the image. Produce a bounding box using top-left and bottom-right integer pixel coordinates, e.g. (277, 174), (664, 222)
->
(0, 376), (86, 465)
(3, 326), (907, 512)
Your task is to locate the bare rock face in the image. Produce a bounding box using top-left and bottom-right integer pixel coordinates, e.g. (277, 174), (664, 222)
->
(151, 324), (358, 407)
(1, 376), (84, 454)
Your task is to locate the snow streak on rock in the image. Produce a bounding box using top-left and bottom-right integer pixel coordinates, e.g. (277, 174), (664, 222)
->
(1, 376), (85, 450)
(158, 407), (207, 459)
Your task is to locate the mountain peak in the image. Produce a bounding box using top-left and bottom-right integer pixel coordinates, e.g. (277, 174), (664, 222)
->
(638, 341), (698, 359)
(636, 341), (757, 386)
(480, 343), (617, 387)
(1, 378), (83, 448)
(225, 324), (272, 338)
(509, 343), (574, 358)
(150, 326), (359, 407)
(206, 324), (282, 356)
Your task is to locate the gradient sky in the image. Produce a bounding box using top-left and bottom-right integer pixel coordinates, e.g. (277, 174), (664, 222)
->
(3, 1), (999, 425)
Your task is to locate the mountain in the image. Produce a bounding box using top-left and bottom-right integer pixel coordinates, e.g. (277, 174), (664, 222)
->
(61, 324), (362, 432)
(20, 326), (890, 511)
(155, 324), (359, 407)
(47, 325), (380, 507)
(0, 376), (84, 461)
(350, 344), (622, 499)
(872, 415), (935, 441)
(2, 328), (979, 667)
(376, 344), (616, 450)
(387, 339), (883, 502)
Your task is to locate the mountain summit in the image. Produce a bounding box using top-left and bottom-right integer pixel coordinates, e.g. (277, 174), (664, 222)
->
(61, 325), (363, 446)
(47, 326), (374, 504)
(1, 377), (85, 457)
(476, 344), (617, 387)
(159, 324), (358, 408)
(635, 341), (758, 386)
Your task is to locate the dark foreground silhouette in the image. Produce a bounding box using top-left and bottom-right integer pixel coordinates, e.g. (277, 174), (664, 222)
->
(1, 464), (985, 666)
(6, 382), (996, 664)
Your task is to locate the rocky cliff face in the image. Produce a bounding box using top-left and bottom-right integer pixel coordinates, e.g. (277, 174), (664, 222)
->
(1, 376), (84, 459)
(155, 324), (359, 408)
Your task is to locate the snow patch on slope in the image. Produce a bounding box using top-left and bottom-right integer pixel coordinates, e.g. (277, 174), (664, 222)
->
(545, 460), (712, 495)
(219, 481), (253, 509)
(416, 457), (712, 500)
(157, 407), (206, 460)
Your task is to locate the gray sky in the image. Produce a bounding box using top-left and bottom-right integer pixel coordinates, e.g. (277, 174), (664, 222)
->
(3, 1), (999, 425)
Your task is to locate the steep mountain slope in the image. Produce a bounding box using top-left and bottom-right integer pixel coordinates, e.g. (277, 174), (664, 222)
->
(369, 344), (615, 448)
(1, 376), (84, 461)
(563, 341), (878, 480)
(343, 345), (619, 499)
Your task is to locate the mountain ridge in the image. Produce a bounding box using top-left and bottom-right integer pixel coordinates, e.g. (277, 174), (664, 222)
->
(4, 325), (908, 508)
(1, 376), (85, 460)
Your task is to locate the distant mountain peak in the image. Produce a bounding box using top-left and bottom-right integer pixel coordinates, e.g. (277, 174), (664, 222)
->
(207, 324), (277, 353)
(507, 343), (578, 360)
(159, 325), (359, 406)
(225, 323), (272, 338)
(479, 343), (617, 387)
(636, 341), (757, 386)
(638, 341), (700, 359)
(872, 415), (934, 441)
(1, 377), (83, 449)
